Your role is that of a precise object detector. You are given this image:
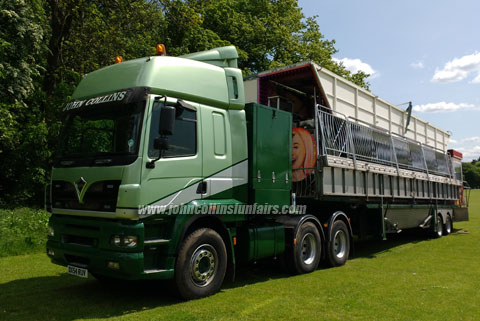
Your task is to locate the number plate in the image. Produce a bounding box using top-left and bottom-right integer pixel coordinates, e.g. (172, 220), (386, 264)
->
(68, 265), (88, 278)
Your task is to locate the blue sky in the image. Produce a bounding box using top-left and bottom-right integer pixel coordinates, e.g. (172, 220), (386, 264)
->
(298, 0), (480, 161)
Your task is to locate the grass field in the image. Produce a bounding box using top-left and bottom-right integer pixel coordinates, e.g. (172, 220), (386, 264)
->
(1, 192), (479, 321)
(0, 208), (49, 257)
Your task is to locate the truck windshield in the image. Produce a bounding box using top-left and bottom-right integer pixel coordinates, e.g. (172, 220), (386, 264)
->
(56, 101), (144, 166)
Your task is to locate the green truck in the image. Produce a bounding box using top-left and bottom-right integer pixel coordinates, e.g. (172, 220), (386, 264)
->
(46, 46), (468, 299)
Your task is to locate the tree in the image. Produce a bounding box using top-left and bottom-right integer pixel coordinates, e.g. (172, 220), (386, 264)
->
(462, 162), (480, 188)
(0, 0), (49, 205)
(0, 0), (45, 104)
(160, 0), (370, 87)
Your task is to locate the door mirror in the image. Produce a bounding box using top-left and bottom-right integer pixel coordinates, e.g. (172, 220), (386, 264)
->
(159, 105), (176, 136)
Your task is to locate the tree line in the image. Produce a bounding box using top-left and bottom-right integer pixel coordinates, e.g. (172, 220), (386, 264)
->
(463, 160), (480, 189)
(0, 0), (371, 207)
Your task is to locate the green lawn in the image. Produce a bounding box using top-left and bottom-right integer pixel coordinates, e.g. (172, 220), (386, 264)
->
(1, 192), (479, 321)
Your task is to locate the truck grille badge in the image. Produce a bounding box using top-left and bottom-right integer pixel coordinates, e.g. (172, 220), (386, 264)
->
(74, 177), (88, 204)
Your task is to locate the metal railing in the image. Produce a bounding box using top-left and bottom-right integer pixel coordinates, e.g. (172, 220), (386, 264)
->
(315, 105), (453, 178)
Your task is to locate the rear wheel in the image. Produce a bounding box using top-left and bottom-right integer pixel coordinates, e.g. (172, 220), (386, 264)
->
(435, 215), (443, 238)
(444, 215), (453, 235)
(175, 228), (227, 300)
(289, 222), (322, 274)
(327, 220), (350, 267)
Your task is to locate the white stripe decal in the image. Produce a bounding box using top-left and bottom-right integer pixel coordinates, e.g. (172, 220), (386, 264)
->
(149, 160), (248, 208)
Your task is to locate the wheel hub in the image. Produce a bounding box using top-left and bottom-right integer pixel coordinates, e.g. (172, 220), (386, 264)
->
(333, 230), (347, 259)
(301, 233), (317, 265)
(190, 244), (218, 287)
(446, 218), (452, 234)
(437, 217), (443, 236)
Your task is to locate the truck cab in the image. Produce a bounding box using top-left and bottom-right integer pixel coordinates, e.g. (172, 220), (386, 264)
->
(47, 47), (257, 296)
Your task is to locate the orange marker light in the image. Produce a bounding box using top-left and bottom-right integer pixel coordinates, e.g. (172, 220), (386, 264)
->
(293, 238), (297, 245)
(233, 237), (237, 246)
(114, 56), (123, 64)
(156, 44), (166, 56)
(323, 223), (328, 228)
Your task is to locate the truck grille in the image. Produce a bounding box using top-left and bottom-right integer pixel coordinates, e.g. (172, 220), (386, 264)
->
(52, 180), (121, 212)
(63, 234), (97, 247)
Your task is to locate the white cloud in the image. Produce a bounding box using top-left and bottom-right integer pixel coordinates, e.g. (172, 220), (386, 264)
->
(432, 52), (480, 83)
(410, 61), (424, 69)
(333, 57), (377, 77)
(472, 73), (480, 83)
(462, 136), (480, 143)
(455, 146), (480, 161)
(449, 138), (458, 145)
(413, 101), (479, 113)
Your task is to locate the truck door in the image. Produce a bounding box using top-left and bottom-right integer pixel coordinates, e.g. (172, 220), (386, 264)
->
(200, 105), (234, 199)
(140, 95), (203, 210)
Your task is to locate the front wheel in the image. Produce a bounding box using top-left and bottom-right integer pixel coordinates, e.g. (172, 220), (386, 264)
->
(327, 220), (350, 267)
(175, 228), (227, 300)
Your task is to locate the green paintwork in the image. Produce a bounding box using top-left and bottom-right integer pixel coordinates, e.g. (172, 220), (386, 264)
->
(228, 109), (249, 167)
(72, 48), (244, 110)
(245, 103), (292, 206)
(180, 46), (239, 68)
(236, 224), (285, 262)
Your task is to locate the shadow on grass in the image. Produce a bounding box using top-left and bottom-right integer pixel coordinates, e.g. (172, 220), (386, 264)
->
(350, 227), (466, 260)
(351, 229), (432, 259)
(0, 229), (455, 320)
(0, 274), (182, 320)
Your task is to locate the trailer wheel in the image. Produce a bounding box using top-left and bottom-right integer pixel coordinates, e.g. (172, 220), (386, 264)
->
(327, 220), (350, 267)
(444, 215), (453, 235)
(435, 215), (443, 238)
(175, 228), (227, 300)
(289, 222), (322, 274)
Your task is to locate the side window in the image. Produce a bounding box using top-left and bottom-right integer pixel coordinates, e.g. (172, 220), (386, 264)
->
(148, 102), (197, 158)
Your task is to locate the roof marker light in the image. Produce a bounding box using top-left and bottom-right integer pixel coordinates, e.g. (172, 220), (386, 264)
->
(156, 44), (166, 56)
(115, 56), (123, 64)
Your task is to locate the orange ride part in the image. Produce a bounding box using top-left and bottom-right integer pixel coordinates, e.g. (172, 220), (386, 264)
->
(292, 128), (317, 182)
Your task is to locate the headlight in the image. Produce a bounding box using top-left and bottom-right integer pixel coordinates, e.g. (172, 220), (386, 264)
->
(48, 226), (55, 237)
(111, 235), (138, 247)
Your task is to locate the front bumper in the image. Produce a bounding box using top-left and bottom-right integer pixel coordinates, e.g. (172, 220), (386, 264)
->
(47, 215), (174, 280)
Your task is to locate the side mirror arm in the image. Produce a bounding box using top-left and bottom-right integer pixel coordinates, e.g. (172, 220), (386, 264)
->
(146, 136), (169, 168)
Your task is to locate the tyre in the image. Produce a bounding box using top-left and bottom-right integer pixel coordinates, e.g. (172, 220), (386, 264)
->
(327, 220), (350, 267)
(289, 222), (322, 274)
(174, 228), (227, 300)
(435, 215), (443, 238)
(444, 215), (453, 235)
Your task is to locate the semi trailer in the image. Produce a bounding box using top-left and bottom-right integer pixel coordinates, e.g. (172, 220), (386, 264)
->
(46, 45), (468, 299)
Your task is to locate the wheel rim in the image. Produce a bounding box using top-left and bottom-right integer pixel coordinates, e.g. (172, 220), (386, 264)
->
(445, 217), (452, 234)
(190, 244), (218, 287)
(301, 233), (317, 265)
(333, 230), (347, 259)
(437, 217), (443, 237)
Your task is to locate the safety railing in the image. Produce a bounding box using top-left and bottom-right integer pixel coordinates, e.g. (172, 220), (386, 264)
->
(315, 105), (453, 178)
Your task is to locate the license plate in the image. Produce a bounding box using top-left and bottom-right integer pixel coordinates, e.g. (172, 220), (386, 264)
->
(68, 265), (88, 278)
